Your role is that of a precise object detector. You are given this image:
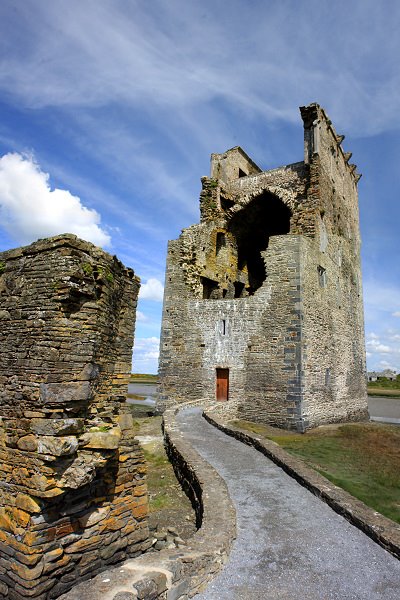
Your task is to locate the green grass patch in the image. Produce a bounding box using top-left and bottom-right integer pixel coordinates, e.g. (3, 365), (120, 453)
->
(145, 446), (184, 513)
(368, 376), (400, 390)
(230, 419), (400, 523)
(136, 417), (186, 513)
(130, 373), (158, 383)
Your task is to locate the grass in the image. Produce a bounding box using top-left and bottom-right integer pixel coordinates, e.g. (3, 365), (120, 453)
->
(132, 416), (189, 514)
(130, 373), (158, 384)
(143, 446), (175, 512)
(368, 376), (400, 397)
(367, 386), (400, 398)
(230, 419), (400, 524)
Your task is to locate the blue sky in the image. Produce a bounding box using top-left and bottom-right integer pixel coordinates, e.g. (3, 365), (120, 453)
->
(0, 0), (399, 374)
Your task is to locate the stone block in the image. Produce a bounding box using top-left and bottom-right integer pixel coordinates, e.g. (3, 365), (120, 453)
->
(17, 435), (38, 452)
(30, 418), (84, 436)
(39, 382), (92, 405)
(113, 592), (138, 600)
(37, 436), (79, 456)
(0, 581), (8, 596)
(80, 427), (121, 450)
(64, 535), (102, 555)
(15, 494), (42, 515)
(78, 506), (110, 528)
(167, 578), (189, 600)
(100, 537), (128, 560)
(133, 577), (158, 600)
(10, 559), (44, 582)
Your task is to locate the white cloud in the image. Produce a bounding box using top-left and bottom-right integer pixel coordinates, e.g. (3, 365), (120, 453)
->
(132, 336), (160, 374)
(366, 339), (391, 353)
(133, 336), (160, 358)
(139, 278), (164, 302)
(365, 329), (400, 372)
(393, 311), (400, 317)
(378, 360), (398, 372)
(366, 332), (379, 339)
(0, 153), (110, 247)
(2, 1), (400, 136)
(136, 311), (148, 322)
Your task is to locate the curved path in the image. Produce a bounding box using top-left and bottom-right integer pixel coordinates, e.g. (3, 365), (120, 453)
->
(177, 408), (400, 600)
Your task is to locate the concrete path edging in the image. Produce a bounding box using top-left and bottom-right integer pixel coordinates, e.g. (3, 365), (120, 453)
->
(60, 403), (237, 600)
(204, 408), (400, 560)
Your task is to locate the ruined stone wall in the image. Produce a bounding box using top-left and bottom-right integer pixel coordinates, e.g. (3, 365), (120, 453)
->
(158, 103), (368, 431)
(0, 234), (149, 599)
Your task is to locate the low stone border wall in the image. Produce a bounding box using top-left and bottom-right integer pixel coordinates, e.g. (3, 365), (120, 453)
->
(60, 404), (236, 600)
(204, 409), (400, 560)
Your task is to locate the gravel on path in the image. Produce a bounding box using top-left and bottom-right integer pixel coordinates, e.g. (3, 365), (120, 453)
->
(177, 408), (400, 600)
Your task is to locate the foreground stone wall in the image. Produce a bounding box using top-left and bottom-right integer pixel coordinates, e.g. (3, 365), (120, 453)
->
(158, 103), (368, 430)
(0, 234), (149, 599)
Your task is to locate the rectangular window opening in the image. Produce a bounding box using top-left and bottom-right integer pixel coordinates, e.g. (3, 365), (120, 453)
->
(317, 265), (327, 288)
(216, 232), (226, 255)
(201, 276), (219, 299)
(325, 368), (331, 387)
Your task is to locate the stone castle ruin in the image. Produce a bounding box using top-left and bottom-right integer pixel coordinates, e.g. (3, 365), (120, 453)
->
(0, 235), (149, 599)
(158, 103), (368, 431)
(0, 102), (371, 598)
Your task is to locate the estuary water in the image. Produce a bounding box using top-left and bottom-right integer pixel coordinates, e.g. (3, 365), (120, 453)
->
(127, 382), (157, 407)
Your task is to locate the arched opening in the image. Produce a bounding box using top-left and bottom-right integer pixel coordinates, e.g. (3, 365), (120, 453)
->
(228, 192), (291, 294)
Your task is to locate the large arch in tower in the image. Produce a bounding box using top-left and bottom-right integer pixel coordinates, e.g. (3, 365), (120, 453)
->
(228, 191), (292, 293)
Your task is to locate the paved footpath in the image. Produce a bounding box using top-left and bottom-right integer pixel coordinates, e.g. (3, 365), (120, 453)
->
(177, 408), (400, 600)
(368, 396), (400, 424)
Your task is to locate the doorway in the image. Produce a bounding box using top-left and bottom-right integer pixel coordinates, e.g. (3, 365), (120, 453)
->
(216, 368), (229, 401)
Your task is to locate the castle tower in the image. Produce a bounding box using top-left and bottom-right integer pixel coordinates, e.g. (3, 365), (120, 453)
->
(158, 104), (368, 431)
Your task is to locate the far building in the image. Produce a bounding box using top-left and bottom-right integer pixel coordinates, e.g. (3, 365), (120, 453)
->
(158, 103), (368, 432)
(367, 369), (397, 382)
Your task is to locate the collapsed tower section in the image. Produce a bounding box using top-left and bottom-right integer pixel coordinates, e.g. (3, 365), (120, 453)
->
(158, 103), (368, 431)
(0, 235), (149, 599)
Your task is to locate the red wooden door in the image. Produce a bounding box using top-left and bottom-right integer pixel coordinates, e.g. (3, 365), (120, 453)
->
(216, 368), (229, 401)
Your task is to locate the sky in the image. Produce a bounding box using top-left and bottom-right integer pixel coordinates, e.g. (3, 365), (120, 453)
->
(0, 0), (399, 374)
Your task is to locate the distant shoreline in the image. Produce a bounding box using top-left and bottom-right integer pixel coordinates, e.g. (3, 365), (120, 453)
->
(130, 373), (158, 384)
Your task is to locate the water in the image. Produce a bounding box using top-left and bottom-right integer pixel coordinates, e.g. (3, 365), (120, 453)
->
(127, 382), (157, 406)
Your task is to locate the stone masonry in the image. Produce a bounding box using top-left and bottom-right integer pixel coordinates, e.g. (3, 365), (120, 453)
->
(0, 234), (149, 599)
(158, 103), (368, 431)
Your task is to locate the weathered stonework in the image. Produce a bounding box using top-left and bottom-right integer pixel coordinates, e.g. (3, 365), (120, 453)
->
(58, 402), (236, 600)
(0, 234), (149, 599)
(158, 103), (368, 431)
